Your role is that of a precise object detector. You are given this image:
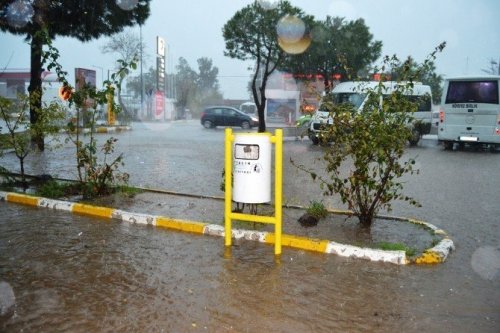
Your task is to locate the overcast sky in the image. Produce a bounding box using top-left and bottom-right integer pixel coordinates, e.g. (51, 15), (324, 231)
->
(1, 0), (499, 100)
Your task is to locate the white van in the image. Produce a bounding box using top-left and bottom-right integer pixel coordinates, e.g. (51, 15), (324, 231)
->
(240, 101), (257, 115)
(437, 75), (500, 150)
(308, 81), (433, 145)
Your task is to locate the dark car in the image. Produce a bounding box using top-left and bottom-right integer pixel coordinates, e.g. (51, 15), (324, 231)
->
(200, 106), (259, 129)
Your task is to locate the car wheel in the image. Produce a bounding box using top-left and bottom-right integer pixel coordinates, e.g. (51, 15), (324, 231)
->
(241, 121), (251, 129)
(203, 120), (213, 129)
(443, 141), (453, 150)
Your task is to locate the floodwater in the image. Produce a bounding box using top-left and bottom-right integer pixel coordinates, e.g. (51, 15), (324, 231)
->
(1, 203), (499, 332)
(1, 121), (499, 332)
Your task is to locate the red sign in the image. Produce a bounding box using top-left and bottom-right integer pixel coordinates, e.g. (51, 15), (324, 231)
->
(155, 91), (164, 120)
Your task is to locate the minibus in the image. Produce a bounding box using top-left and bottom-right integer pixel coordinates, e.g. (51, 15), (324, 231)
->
(308, 81), (433, 145)
(438, 75), (500, 150)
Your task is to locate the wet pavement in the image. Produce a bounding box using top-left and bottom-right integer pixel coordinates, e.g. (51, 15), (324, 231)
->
(1, 120), (499, 332)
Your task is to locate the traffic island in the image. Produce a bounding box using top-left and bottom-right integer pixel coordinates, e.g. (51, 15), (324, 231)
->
(0, 190), (454, 265)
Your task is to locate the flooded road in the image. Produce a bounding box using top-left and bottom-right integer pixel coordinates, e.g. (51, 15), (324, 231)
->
(1, 120), (499, 332)
(1, 203), (498, 332)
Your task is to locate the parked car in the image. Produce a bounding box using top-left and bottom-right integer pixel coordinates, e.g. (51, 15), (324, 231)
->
(295, 114), (312, 127)
(200, 106), (259, 129)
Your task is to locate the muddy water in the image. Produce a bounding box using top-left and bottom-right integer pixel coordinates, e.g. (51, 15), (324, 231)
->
(1, 203), (498, 332)
(1, 121), (499, 331)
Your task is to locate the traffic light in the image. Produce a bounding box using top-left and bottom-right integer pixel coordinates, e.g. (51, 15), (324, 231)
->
(58, 85), (72, 101)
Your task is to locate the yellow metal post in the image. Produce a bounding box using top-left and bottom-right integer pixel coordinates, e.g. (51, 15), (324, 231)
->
(107, 86), (115, 126)
(223, 128), (283, 256)
(224, 128), (233, 247)
(274, 129), (283, 256)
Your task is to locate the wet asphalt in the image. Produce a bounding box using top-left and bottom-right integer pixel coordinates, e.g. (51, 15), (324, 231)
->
(0, 119), (499, 332)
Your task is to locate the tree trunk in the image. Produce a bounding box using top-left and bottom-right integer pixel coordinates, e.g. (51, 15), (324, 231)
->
(117, 85), (130, 121)
(28, 32), (45, 151)
(20, 157), (27, 190)
(257, 94), (266, 133)
(358, 212), (374, 228)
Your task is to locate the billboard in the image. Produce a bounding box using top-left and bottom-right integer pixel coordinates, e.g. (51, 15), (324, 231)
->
(75, 68), (96, 90)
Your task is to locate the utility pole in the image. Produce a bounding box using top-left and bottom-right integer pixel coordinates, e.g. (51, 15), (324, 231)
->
(140, 24), (144, 118)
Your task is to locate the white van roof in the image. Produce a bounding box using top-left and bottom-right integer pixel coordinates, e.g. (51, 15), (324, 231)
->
(332, 81), (430, 95)
(444, 75), (500, 81)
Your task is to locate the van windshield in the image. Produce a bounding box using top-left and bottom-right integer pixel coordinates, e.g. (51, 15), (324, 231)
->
(445, 80), (499, 104)
(329, 92), (366, 109)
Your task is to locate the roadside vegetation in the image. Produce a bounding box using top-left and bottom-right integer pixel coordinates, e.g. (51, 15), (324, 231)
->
(292, 43), (446, 228)
(0, 34), (136, 200)
(0, 90), (65, 188)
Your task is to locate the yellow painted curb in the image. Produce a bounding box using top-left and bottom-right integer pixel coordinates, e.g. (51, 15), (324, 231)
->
(414, 251), (442, 264)
(6, 193), (39, 206)
(72, 203), (115, 219)
(156, 216), (207, 234)
(0, 191), (454, 265)
(265, 233), (329, 252)
(95, 127), (108, 133)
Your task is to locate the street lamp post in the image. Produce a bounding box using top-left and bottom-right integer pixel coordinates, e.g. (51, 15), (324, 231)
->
(92, 65), (103, 87)
(140, 24), (144, 118)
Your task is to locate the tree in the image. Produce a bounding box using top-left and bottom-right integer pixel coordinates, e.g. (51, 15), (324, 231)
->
(126, 66), (156, 99)
(197, 57), (219, 92)
(43, 39), (135, 198)
(175, 57), (198, 117)
(223, 0), (314, 132)
(173, 57), (222, 118)
(292, 44), (445, 228)
(101, 30), (147, 119)
(196, 57), (223, 108)
(0, 0), (151, 151)
(0, 92), (65, 188)
(279, 16), (382, 92)
(390, 56), (444, 104)
(482, 57), (500, 75)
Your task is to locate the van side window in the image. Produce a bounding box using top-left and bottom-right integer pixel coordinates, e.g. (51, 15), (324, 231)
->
(445, 80), (499, 104)
(407, 94), (432, 112)
(381, 94), (431, 112)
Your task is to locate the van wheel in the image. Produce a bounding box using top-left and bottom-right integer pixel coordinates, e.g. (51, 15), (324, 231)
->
(310, 136), (319, 145)
(443, 141), (453, 150)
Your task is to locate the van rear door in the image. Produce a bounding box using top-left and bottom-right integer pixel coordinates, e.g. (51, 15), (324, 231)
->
(441, 79), (499, 142)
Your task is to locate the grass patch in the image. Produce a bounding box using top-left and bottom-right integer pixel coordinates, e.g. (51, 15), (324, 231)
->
(115, 185), (143, 197)
(306, 201), (328, 219)
(376, 241), (417, 257)
(35, 180), (82, 198)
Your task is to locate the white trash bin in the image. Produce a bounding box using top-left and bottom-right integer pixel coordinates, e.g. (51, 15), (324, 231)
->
(232, 133), (271, 204)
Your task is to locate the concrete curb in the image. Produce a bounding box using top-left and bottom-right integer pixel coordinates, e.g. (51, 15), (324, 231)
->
(0, 191), (454, 265)
(59, 126), (132, 134)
